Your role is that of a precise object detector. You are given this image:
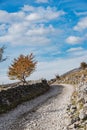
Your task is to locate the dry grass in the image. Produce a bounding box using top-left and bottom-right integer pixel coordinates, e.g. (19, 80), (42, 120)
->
(56, 68), (87, 85)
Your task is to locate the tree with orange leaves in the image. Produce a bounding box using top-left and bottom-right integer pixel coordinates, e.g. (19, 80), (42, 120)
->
(8, 53), (37, 84)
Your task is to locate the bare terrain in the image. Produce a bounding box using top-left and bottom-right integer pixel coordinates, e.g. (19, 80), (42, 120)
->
(0, 84), (74, 130)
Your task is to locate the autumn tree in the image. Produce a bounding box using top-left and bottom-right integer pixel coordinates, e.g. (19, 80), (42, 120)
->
(8, 53), (37, 84)
(0, 46), (7, 62)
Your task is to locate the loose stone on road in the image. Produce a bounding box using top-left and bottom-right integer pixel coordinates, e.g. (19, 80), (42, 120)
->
(0, 84), (74, 130)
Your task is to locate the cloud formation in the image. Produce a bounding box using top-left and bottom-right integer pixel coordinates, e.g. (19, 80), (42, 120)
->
(0, 5), (65, 45)
(36, 0), (49, 3)
(67, 47), (83, 52)
(66, 36), (83, 44)
(74, 11), (87, 16)
(74, 17), (87, 31)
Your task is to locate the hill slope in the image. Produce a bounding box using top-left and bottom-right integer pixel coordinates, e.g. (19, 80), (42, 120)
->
(56, 68), (87, 84)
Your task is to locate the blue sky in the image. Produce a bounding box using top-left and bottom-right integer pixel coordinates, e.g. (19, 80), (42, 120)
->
(0, 0), (87, 84)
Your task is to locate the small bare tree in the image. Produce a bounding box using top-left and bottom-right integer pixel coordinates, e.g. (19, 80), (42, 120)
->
(0, 46), (7, 62)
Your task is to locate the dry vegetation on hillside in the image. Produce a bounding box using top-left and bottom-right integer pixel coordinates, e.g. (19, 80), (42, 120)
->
(56, 68), (87, 85)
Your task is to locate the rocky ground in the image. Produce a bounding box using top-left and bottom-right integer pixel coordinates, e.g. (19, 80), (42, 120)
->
(0, 84), (74, 130)
(67, 82), (87, 130)
(55, 68), (87, 130)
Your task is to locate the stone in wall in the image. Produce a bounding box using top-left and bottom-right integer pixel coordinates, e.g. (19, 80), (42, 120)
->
(0, 80), (50, 114)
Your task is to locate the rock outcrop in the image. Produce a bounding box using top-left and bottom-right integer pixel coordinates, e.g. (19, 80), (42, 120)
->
(55, 68), (87, 129)
(67, 82), (87, 130)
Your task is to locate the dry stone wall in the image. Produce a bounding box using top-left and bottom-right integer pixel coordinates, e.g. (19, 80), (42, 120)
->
(0, 80), (50, 114)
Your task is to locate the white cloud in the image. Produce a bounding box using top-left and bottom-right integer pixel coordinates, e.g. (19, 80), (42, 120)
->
(0, 6), (65, 24)
(0, 5), (65, 45)
(67, 47), (83, 52)
(26, 13), (41, 21)
(66, 47), (87, 58)
(72, 50), (87, 57)
(0, 10), (25, 24)
(66, 47), (87, 57)
(66, 36), (83, 44)
(74, 17), (87, 31)
(36, 0), (49, 3)
(22, 5), (35, 12)
(0, 23), (61, 45)
(0, 10), (10, 23)
(26, 24), (60, 36)
(33, 45), (61, 57)
(0, 34), (51, 45)
(24, 6), (65, 22)
(74, 11), (87, 16)
(0, 24), (8, 36)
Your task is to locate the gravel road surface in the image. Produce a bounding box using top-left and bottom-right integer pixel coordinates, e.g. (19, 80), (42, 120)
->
(0, 84), (74, 130)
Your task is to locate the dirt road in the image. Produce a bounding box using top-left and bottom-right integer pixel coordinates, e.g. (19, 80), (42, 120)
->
(0, 84), (74, 130)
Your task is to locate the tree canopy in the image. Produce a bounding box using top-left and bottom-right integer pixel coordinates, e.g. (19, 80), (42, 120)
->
(8, 53), (37, 84)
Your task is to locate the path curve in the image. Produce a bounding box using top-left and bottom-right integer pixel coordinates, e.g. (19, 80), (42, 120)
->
(0, 84), (74, 130)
